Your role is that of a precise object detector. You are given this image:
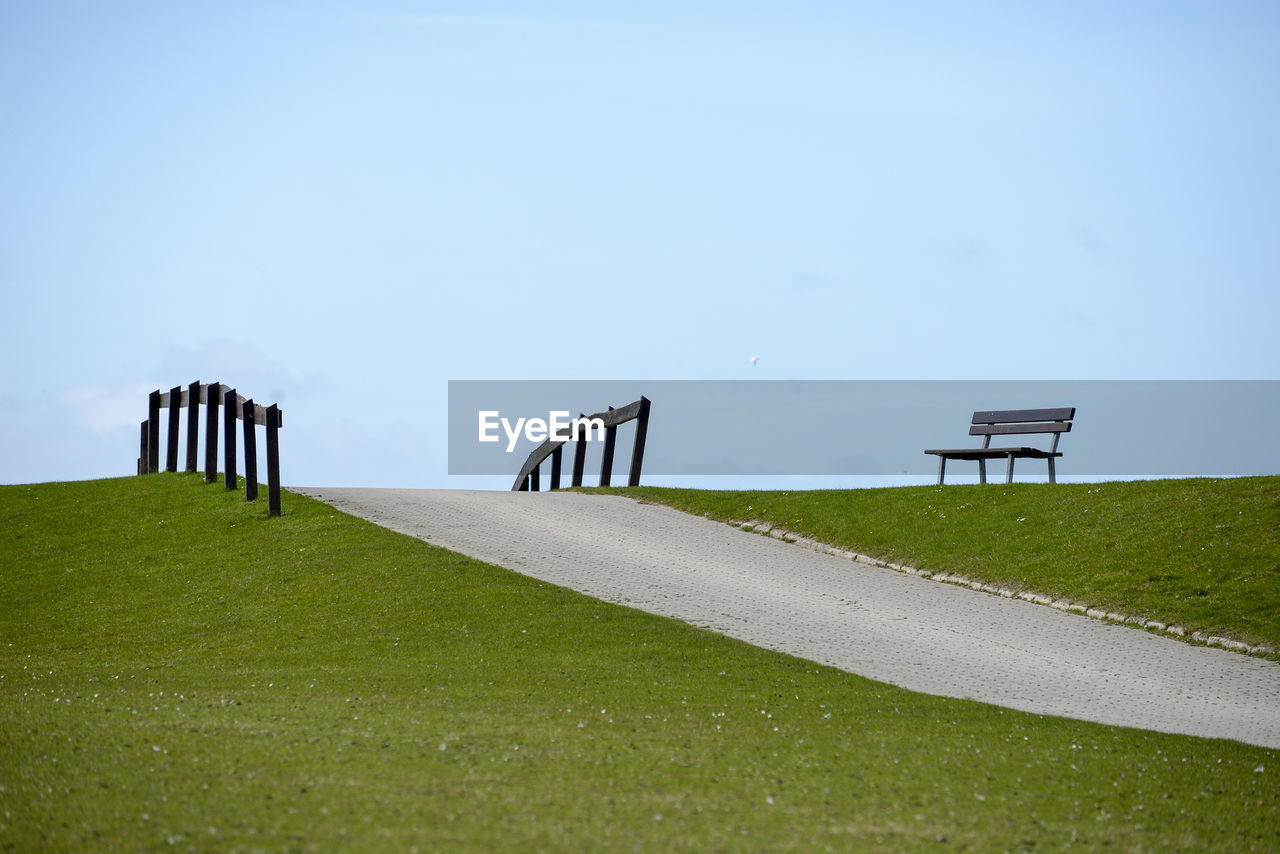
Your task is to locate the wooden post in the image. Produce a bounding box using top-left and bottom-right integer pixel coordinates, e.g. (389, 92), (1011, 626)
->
(166, 385), (181, 472)
(599, 406), (617, 487)
(139, 421), (149, 474)
(550, 444), (562, 490)
(223, 388), (237, 490)
(147, 391), (161, 473)
(571, 413), (587, 487)
(266, 404), (281, 516)
(204, 383), (220, 482)
(185, 380), (200, 472)
(242, 398), (258, 501)
(627, 396), (650, 487)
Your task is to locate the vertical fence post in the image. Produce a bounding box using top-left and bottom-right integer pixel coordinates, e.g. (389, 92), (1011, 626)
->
(627, 396), (651, 488)
(147, 391), (161, 473)
(266, 404), (281, 516)
(166, 386), (181, 472)
(571, 413), (587, 487)
(550, 444), (562, 490)
(185, 380), (201, 472)
(139, 421), (148, 474)
(223, 388), (237, 490)
(242, 399), (258, 502)
(204, 383), (220, 482)
(599, 406), (617, 487)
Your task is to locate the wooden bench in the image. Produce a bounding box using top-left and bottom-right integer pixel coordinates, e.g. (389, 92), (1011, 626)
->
(925, 408), (1075, 485)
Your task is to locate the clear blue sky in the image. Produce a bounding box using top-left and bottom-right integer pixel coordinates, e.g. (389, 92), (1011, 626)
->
(3, 1), (1277, 487)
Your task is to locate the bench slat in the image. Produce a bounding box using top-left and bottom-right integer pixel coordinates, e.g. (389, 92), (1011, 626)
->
(971, 407), (1075, 424)
(970, 421), (1072, 436)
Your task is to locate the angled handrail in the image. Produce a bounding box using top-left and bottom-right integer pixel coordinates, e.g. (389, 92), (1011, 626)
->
(512, 396), (650, 491)
(139, 380), (284, 516)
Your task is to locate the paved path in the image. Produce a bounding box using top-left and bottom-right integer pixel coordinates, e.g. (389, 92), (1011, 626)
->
(295, 488), (1280, 749)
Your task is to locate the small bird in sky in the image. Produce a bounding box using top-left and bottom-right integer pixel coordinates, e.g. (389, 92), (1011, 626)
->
(750, 356), (759, 366)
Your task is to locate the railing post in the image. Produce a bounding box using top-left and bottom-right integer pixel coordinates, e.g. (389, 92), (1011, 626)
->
(266, 404), (281, 516)
(599, 406), (617, 487)
(147, 390), (161, 473)
(571, 413), (587, 487)
(550, 444), (562, 490)
(242, 399), (258, 501)
(223, 388), (237, 490)
(166, 385), (181, 472)
(627, 396), (650, 487)
(204, 383), (220, 483)
(185, 380), (201, 472)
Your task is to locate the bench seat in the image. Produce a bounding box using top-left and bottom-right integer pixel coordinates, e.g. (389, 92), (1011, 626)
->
(923, 447), (1061, 461)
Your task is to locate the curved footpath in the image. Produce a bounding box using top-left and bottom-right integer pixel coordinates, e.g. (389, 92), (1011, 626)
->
(295, 488), (1280, 749)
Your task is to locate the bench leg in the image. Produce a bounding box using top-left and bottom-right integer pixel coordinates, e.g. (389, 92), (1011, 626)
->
(1048, 457), (1056, 484)
(936, 456), (946, 486)
(978, 459), (987, 484)
(1005, 454), (1015, 484)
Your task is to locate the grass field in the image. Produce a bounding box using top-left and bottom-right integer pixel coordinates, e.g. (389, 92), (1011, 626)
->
(2, 474), (1278, 851)
(604, 477), (1280, 654)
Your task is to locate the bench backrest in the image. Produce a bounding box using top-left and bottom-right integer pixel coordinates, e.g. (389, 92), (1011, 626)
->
(970, 408), (1074, 451)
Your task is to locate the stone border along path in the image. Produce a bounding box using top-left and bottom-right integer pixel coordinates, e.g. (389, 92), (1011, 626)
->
(294, 488), (1280, 749)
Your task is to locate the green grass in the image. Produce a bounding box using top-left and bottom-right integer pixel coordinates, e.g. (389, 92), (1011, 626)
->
(1, 474), (1278, 852)
(599, 477), (1280, 653)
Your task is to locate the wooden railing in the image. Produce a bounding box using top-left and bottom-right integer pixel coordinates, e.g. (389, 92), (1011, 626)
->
(138, 381), (284, 516)
(512, 396), (650, 491)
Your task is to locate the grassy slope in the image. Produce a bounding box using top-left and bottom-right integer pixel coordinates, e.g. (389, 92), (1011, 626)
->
(603, 477), (1280, 652)
(0, 475), (1276, 852)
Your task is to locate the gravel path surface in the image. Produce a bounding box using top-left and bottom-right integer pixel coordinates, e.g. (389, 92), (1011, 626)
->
(295, 487), (1280, 748)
